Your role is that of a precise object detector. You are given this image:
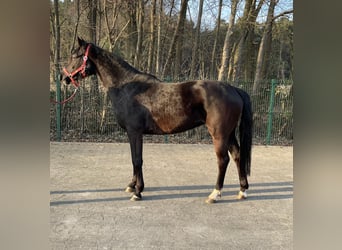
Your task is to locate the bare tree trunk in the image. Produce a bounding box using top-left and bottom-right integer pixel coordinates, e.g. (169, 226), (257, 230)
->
(97, 0), (103, 45)
(50, 8), (56, 80)
(233, 0), (264, 82)
(134, 0), (144, 68)
(88, 0), (97, 43)
(189, 0), (204, 79)
(217, 0), (238, 81)
(71, 0), (81, 51)
(53, 0), (60, 81)
(104, 0), (113, 51)
(147, 0), (157, 73)
(227, 42), (237, 81)
(209, 0), (222, 80)
(174, 0), (188, 80)
(253, 0), (278, 94)
(126, 1), (137, 63)
(162, 0), (188, 80)
(155, 0), (163, 76)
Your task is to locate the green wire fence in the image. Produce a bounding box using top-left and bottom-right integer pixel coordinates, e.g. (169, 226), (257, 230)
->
(50, 79), (293, 145)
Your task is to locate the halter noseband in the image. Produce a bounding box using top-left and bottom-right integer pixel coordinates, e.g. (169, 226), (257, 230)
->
(62, 44), (91, 88)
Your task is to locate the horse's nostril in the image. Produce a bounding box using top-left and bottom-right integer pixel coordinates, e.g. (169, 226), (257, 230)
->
(63, 77), (71, 85)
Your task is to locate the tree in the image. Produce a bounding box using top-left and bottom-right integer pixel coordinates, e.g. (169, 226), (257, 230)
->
(161, 0), (189, 80)
(253, 1), (293, 93)
(53, 0), (61, 80)
(71, 0), (81, 51)
(189, 0), (204, 79)
(232, 0), (265, 82)
(126, 1), (138, 63)
(155, 0), (163, 76)
(217, 0), (239, 81)
(253, 0), (278, 94)
(134, 0), (144, 68)
(209, 0), (223, 80)
(88, 0), (97, 43)
(147, 0), (157, 73)
(174, 0), (189, 80)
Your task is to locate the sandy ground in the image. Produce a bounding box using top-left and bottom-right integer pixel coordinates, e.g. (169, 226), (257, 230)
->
(50, 142), (293, 249)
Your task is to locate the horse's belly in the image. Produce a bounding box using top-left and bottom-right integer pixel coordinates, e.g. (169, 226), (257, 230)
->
(150, 107), (205, 134)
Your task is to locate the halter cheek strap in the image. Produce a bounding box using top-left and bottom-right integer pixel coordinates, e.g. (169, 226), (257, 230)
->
(62, 44), (91, 88)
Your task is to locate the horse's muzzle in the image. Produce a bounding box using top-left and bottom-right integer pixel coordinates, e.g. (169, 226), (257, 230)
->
(60, 72), (73, 85)
(62, 76), (71, 85)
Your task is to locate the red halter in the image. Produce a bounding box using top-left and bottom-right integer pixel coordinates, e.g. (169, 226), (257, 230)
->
(51, 44), (91, 105)
(62, 44), (91, 88)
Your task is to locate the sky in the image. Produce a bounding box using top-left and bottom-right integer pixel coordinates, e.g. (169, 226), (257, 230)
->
(57, 0), (293, 31)
(186, 0), (293, 30)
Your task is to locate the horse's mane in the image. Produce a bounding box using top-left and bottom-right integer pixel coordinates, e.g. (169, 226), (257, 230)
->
(93, 44), (161, 84)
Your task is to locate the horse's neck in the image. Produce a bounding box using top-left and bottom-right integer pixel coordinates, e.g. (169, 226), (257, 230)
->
(92, 47), (160, 88)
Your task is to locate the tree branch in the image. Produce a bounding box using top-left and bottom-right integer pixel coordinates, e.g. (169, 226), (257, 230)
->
(272, 9), (293, 21)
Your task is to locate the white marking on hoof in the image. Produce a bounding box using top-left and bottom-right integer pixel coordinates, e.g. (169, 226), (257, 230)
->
(237, 190), (247, 199)
(130, 194), (141, 201)
(125, 186), (135, 193)
(205, 198), (216, 204)
(206, 189), (222, 204)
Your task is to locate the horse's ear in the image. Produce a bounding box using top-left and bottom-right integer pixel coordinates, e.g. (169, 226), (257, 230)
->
(77, 36), (86, 47)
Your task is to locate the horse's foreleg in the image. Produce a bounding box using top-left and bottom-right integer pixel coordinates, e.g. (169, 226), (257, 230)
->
(125, 174), (136, 193)
(127, 132), (144, 201)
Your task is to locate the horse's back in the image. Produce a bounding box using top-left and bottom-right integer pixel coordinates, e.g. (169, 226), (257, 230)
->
(189, 80), (243, 110)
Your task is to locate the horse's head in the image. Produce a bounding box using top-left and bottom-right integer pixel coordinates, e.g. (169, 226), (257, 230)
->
(61, 37), (96, 86)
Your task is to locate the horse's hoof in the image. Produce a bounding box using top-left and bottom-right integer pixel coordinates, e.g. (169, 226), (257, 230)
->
(237, 190), (247, 199)
(125, 186), (135, 193)
(130, 194), (142, 201)
(205, 198), (216, 204)
(206, 189), (221, 204)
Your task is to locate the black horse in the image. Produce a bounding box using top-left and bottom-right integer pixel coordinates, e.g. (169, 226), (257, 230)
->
(62, 37), (253, 203)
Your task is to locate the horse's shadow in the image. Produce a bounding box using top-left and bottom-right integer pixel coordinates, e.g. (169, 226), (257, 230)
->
(50, 181), (293, 206)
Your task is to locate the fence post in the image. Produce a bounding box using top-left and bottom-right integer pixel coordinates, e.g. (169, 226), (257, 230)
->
(266, 79), (276, 145)
(56, 70), (61, 141)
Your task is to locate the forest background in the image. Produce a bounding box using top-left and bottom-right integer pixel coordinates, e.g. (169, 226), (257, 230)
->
(50, 0), (293, 144)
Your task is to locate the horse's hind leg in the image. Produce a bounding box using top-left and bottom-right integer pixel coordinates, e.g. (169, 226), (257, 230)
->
(228, 132), (249, 199)
(206, 136), (230, 204)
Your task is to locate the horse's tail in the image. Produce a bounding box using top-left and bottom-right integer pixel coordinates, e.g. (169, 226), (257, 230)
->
(235, 87), (253, 176)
